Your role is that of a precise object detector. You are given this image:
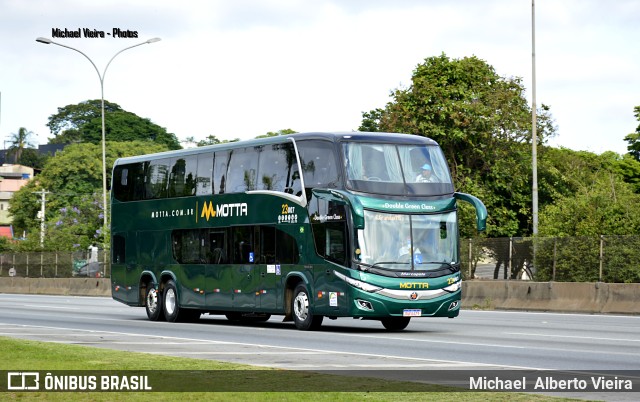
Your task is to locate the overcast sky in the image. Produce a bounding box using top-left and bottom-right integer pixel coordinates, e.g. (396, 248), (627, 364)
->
(0, 0), (638, 155)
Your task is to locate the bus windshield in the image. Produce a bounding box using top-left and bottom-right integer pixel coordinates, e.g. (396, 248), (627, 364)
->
(357, 210), (459, 272)
(343, 142), (453, 195)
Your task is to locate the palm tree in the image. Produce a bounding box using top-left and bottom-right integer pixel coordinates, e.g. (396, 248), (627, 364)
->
(7, 127), (35, 164)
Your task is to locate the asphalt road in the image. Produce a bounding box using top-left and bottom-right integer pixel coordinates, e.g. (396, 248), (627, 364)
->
(1, 294), (638, 399)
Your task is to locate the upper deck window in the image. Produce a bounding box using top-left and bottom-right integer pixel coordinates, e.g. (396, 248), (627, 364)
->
(342, 142), (453, 195)
(257, 142), (302, 195)
(296, 140), (341, 190)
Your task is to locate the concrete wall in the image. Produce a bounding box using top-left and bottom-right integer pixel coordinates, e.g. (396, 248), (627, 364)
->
(0, 277), (111, 297)
(0, 278), (638, 315)
(462, 281), (640, 314)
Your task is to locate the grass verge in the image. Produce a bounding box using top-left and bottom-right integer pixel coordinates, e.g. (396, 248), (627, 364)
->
(0, 336), (577, 401)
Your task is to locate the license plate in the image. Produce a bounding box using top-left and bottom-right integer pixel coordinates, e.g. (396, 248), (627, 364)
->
(403, 309), (422, 317)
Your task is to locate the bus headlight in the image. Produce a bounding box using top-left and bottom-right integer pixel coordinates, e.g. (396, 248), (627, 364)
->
(334, 271), (382, 293)
(443, 280), (461, 293)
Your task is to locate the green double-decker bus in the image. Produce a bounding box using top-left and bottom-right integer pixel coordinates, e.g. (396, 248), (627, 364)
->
(110, 132), (486, 330)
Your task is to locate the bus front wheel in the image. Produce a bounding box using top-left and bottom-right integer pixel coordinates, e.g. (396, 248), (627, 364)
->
(145, 285), (164, 321)
(292, 283), (323, 330)
(381, 317), (411, 331)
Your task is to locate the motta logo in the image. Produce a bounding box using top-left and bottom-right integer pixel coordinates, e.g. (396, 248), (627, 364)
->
(200, 202), (248, 221)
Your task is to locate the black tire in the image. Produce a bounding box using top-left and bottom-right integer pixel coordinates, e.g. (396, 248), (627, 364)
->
(225, 312), (242, 322)
(381, 317), (411, 331)
(145, 285), (165, 321)
(162, 279), (200, 322)
(292, 283), (323, 330)
(226, 312), (271, 323)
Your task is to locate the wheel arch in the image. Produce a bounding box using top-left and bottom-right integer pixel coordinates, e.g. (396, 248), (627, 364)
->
(138, 270), (179, 306)
(139, 270), (158, 306)
(283, 271), (310, 321)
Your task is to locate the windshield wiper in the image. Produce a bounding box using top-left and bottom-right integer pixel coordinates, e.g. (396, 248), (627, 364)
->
(372, 261), (411, 268)
(418, 261), (458, 272)
(355, 261), (410, 270)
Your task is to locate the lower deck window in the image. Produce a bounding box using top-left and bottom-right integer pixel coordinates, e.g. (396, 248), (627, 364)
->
(171, 226), (299, 265)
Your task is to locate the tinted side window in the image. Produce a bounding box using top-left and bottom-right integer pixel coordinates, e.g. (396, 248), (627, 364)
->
(112, 165), (130, 202)
(226, 147), (259, 193)
(145, 158), (170, 199)
(296, 140), (340, 189)
(231, 226), (254, 263)
(257, 143), (302, 196)
(309, 197), (348, 265)
(275, 228), (299, 264)
(172, 230), (207, 264)
(260, 226), (276, 263)
(168, 155), (197, 197)
(113, 163), (145, 202)
(213, 150), (231, 194)
(196, 153), (213, 196)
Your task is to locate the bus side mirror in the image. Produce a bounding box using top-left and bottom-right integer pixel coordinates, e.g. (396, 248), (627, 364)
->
(454, 192), (487, 232)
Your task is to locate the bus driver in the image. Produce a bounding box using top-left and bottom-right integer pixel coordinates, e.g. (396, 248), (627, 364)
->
(415, 163), (436, 183)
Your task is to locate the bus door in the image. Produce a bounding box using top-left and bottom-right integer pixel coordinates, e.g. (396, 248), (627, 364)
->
(205, 230), (233, 309)
(230, 226), (260, 309)
(308, 191), (351, 315)
(256, 226), (278, 311)
(170, 230), (206, 308)
(112, 232), (137, 305)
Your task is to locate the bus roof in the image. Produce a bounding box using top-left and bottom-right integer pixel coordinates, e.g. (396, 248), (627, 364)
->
(113, 131), (439, 166)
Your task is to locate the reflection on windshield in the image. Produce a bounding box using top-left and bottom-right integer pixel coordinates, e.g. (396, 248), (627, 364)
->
(343, 142), (454, 195)
(357, 210), (458, 271)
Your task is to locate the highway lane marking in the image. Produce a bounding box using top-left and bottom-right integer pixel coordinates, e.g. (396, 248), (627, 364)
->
(153, 351), (327, 354)
(506, 332), (640, 342)
(0, 322), (543, 371)
(21, 304), (81, 310)
(2, 313), (640, 360)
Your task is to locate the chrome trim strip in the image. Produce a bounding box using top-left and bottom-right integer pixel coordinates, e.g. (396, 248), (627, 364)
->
(376, 288), (447, 300)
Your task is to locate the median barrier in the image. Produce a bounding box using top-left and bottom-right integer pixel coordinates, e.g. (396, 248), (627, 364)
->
(0, 277), (111, 296)
(0, 278), (638, 314)
(463, 281), (640, 314)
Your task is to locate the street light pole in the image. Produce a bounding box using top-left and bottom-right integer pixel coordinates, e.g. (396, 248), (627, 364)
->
(35, 36), (161, 245)
(531, 1), (538, 236)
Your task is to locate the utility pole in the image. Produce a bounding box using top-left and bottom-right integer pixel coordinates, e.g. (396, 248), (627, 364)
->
(33, 189), (51, 247)
(531, 0), (538, 235)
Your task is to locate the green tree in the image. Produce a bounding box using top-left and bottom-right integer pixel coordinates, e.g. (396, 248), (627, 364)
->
(9, 141), (170, 249)
(16, 148), (49, 169)
(624, 106), (640, 161)
(614, 154), (640, 193)
(7, 127), (35, 163)
(538, 149), (640, 237)
(7, 179), (40, 240)
(255, 129), (297, 138)
(360, 53), (556, 237)
(196, 135), (239, 146)
(46, 100), (181, 150)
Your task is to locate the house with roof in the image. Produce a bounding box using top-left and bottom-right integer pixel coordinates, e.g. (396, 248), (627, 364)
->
(0, 164), (35, 239)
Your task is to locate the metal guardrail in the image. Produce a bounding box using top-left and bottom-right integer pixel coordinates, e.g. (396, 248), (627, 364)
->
(0, 251), (111, 279)
(461, 235), (640, 283)
(2, 236), (639, 283)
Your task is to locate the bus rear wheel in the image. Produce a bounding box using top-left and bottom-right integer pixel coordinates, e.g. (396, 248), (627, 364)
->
(381, 317), (411, 331)
(292, 283), (323, 330)
(163, 280), (200, 322)
(145, 285), (164, 321)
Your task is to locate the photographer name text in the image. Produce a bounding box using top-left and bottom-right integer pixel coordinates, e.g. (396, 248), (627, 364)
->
(470, 375), (633, 391)
(51, 28), (138, 38)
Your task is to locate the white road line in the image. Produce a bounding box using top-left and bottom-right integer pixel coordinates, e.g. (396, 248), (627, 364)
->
(0, 322), (545, 371)
(22, 305), (81, 310)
